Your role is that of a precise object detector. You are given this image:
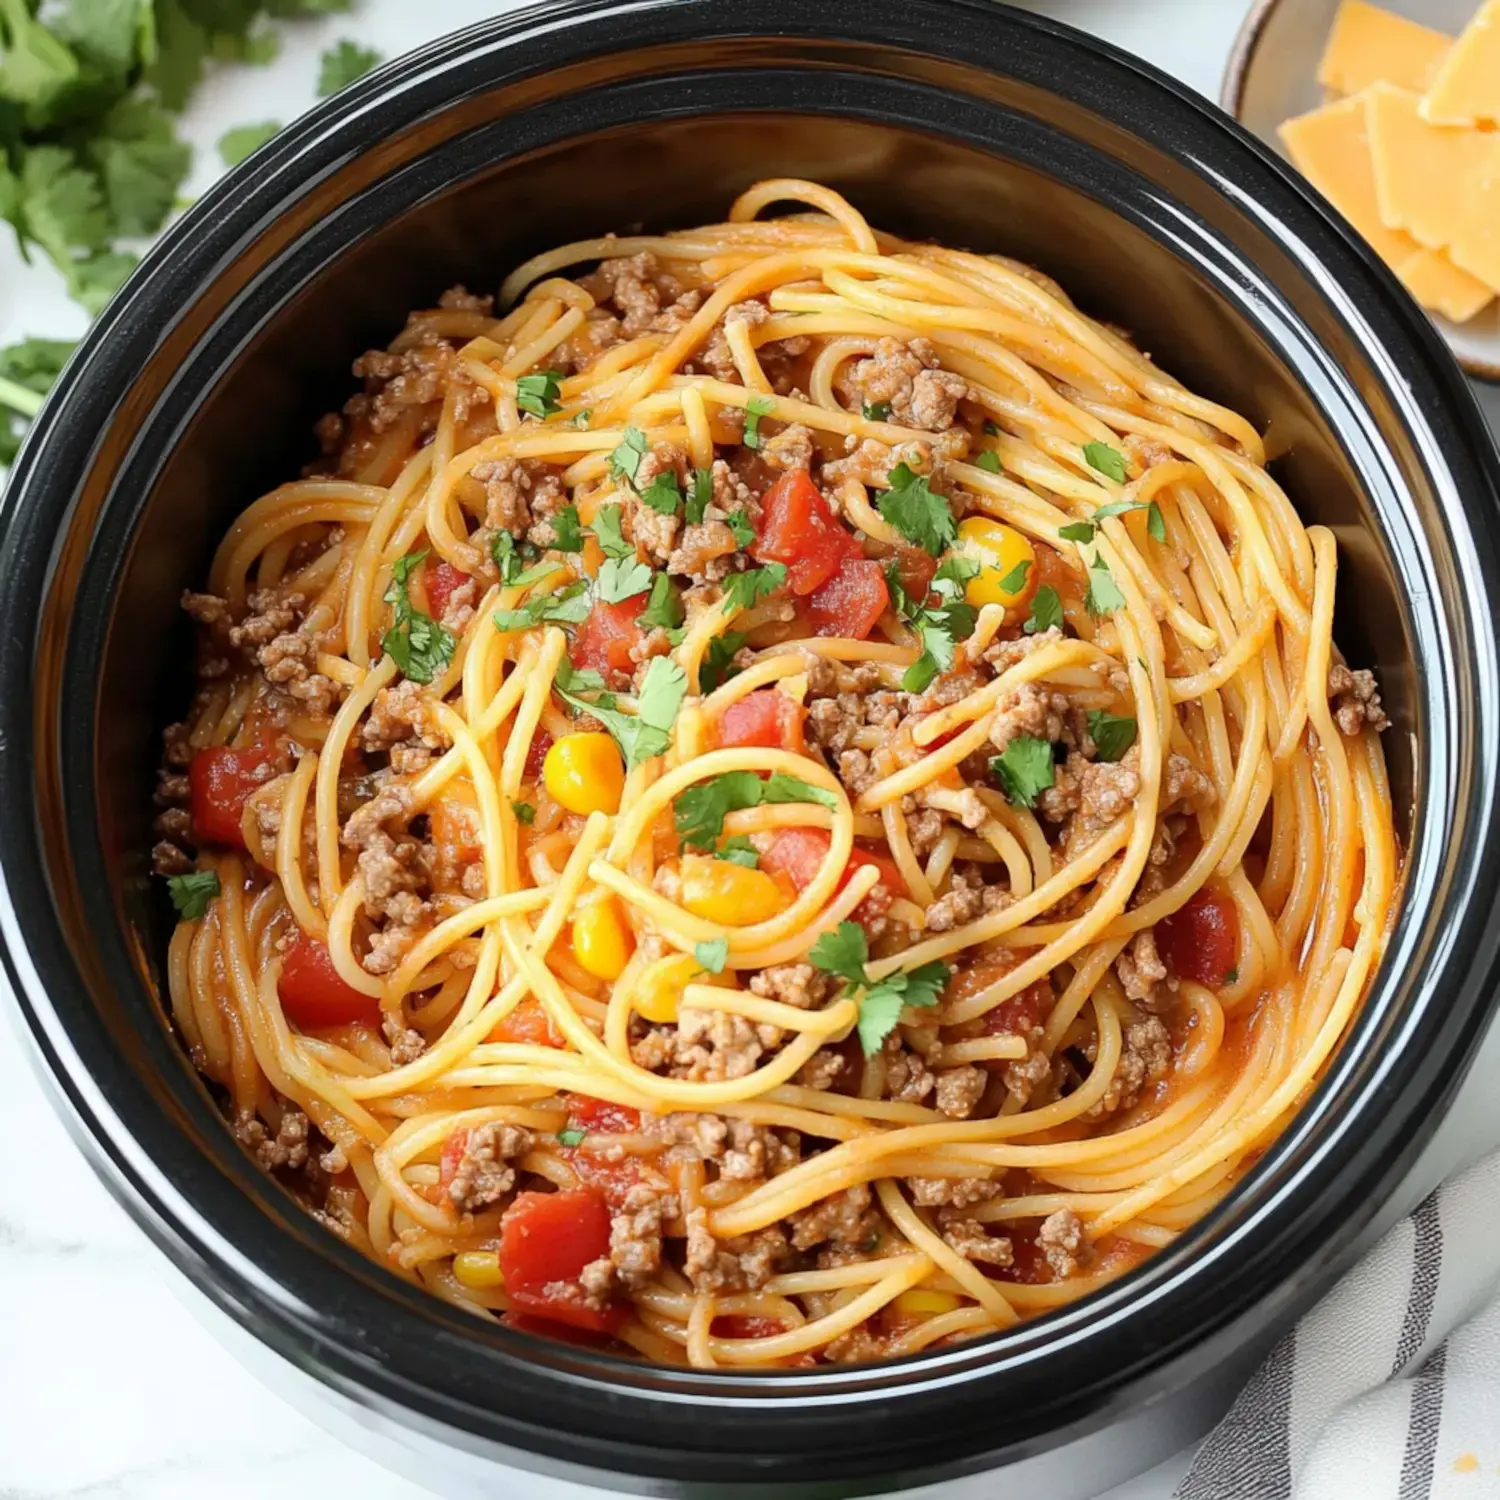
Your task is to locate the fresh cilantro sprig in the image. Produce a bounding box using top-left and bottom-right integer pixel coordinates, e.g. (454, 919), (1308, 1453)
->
(1057, 499), (1165, 547)
(1083, 552), (1127, 617)
(167, 869), (220, 920)
(0, 338), (72, 466)
(552, 505), (584, 552)
(1024, 584), (1064, 636)
(596, 555), (654, 605)
(639, 469), (683, 515)
(685, 468), (714, 525)
(726, 509), (756, 548)
(589, 504), (635, 559)
(700, 631), (747, 692)
(674, 768), (837, 849)
(638, 573), (684, 630)
(1083, 441), (1128, 483)
(743, 393), (774, 449)
(989, 735), (1055, 809)
(877, 463), (958, 556)
(808, 920), (950, 1055)
(721, 563), (787, 615)
(383, 551), (456, 684)
(554, 655), (687, 767)
(608, 426), (649, 486)
(887, 554), (979, 694)
(493, 579), (591, 633)
(491, 530), (560, 589)
(317, 39), (382, 98)
(1087, 711), (1138, 762)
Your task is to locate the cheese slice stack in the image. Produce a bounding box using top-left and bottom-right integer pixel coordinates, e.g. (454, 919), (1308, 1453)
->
(1280, 0), (1500, 326)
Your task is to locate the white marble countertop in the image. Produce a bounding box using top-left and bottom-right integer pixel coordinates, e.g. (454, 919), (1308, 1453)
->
(4, 2), (1500, 1497)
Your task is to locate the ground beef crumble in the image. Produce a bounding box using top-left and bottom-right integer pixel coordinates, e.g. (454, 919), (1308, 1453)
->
(447, 1122), (532, 1213)
(1327, 663), (1390, 736)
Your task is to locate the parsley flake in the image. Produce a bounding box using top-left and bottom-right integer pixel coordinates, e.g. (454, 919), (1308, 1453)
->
(516, 369), (564, 419)
(167, 869), (219, 920)
(743, 393), (775, 449)
(1083, 442), (1128, 483)
(1084, 552), (1127, 617)
(383, 551), (456, 684)
(878, 463), (958, 556)
(1087, 711), (1138, 763)
(990, 735), (1056, 809)
(694, 938), (730, 975)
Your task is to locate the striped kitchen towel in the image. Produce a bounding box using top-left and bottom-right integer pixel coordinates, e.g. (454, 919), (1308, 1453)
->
(1176, 1151), (1500, 1500)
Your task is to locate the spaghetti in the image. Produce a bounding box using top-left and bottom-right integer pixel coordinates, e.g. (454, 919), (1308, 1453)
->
(152, 180), (1398, 1367)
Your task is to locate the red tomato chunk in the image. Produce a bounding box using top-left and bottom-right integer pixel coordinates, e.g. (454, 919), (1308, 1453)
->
(761, 828), (906, 929)
(564, 1094), (641, 1134)
(277, 935), (381, 1029)
(423, 560), (471, 621)
(1155, 886), (1240, 987)
(753, 470), (860, 595)
(715, 688), (806, 751)
(189, 744), (274, 847)
(523, 730), (554, 782)
(806, 557), (889, 640)
(572, 594), (648, 683)
(500, 1189), (625, 1333)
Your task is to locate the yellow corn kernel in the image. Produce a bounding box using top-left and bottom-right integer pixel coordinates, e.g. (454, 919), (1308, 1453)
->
(634, 951), (736, 1024)
(893, 1288), (963, 1318)
(957, 517), (1036, 610)
(543, 731), (625, 815)
(679, 855), (789, 926)
(572, 898), (633, 981)
(453, 1250), (505, 1289)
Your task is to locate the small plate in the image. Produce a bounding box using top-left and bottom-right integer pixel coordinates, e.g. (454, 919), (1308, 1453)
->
(1224, 0), (1500, 381)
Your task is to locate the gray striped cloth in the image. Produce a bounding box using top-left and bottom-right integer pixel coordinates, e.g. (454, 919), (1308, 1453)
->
(1176, 1151), (1500, 1500)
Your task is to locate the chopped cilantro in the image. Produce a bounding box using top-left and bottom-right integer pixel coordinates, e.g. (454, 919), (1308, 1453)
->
(995, 559), (1030, 595)
(878, 463), (958, 556)
(700, 631), (747, 692)
(553, 655), (686, 767)
(596, 555), (653, 605)
(218, 121), (281, 166)
(763, 773), (838, 810)
(492, 579), (591, 633)
(1059, 520), (1096, 544)
(722, 563), (787, 614)
(1087, 711), (1138, 763)
(557, 1126), (587, 1148)
(167, 869), (219, 920)
(727, 508), (757, 548)
(685, 468), (714, 525)
(974, 449), (1002, 474)
(1093, 500), (1145, 521)
(1024, 585), (1063, 636)
(989, 735), (1055, 809)
(589, 504), (635, 559)
(552, 505), (584, 553)
(808, 921), (949, 1055)
(694, 938), (730, 975)
(511, 799), (537, 824)
(1084, 552), (1127, 616)
(983, 419), (1000, 436)
(317, 39), (382, 97)
(638, 468), (683, 515)
(515, 369), (564, 419)
(1147, 500), (1166, 543)
(743, 393), (775, 449)
(862, 400), (891, 421)
(608, 425), (650, 486)
(718, 836), (760, 868)
(570, 409), (592, 429)
(383, 550), (456, 684)
(888, 555), (978, 694)
(0, 338), (72, 466)
(1083, 441), (1128, 483)
(675, 769), (834, 849)
(638, 573), (684, 630)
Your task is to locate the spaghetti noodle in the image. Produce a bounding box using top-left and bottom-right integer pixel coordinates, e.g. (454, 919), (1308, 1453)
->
(152, 180), (1398, 1367)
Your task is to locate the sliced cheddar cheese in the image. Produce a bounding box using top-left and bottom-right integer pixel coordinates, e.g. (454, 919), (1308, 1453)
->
(1449, 154), (1500, 295)
(1317, 1), (1453, 96)
(1365, 83), (1499, 251)
(1422, 0), (1500, 126)
(1280, 95), (1421, 269)
(1395, 248), (1495, 322)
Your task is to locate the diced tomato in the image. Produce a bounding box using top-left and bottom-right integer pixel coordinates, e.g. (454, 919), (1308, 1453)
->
(753, 469), (861, 595)
(715, 688), (806, 752)
(501, 1310), (621, 1347)
(490, 996), (565, 1048)
(424, 560), (471, 621)
(439, 1129), (470, 1192)
(277, 935), (381, 1029)
(523, 730), (553, 781)
(761, 828), (906, 929)
(979, 980), (1054, 1038)
(805, 557), (889, 640)
(1156, 886), (1240, 988)
(993, 1230), (1050, 1285)
(572, 593), (648, 683)
(189, 744), (274, 847)
(711, 1314), (786, 1339)
(564, 1094), (641, 1134)
(499, 1189), (626, 1333)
